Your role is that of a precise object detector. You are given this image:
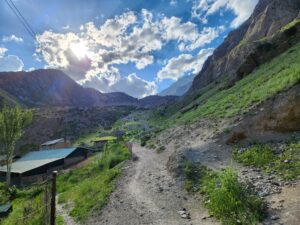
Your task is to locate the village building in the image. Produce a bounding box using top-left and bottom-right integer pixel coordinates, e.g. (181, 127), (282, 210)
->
(93, 136), (117, 150)
(40, 138), (71, 150)
(0, 147), (88, 186)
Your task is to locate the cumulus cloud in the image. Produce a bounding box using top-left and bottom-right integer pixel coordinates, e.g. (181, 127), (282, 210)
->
(36, 9), (221, 97)
(170, 0), (177, 6)
(0, 47), (24, 72)
(192, 0), (258, 27)
(157, 48), (214, 81)
(0, 55), (24, 72)
(82, 67), (156, 98)
(0, 47), (7, 57)
(2, 35), (23, 43)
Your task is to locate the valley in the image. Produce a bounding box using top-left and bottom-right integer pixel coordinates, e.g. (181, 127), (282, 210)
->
(0, 0), (300, 225)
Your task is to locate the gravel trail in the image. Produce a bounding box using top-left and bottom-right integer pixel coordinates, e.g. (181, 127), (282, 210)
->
(87, 143), (218, 225)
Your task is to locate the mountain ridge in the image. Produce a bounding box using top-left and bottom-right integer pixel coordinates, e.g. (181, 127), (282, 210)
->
(187, 0), (300, 98)
(0, 69), (178, 108)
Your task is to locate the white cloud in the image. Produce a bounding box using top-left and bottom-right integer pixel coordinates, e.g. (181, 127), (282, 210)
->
(82, 68), (156, 98)
(27, 67), (35, 72)
(170, 0), (177, 6)
(2, 35), (23, 43)
(0, 47), (8, 57)
(0, 53), (24, 72)
(192, 0), (258, 28)
(62, 25), (70, 30)
(36, 9), (220, 96)
(157, 48), (214, 81)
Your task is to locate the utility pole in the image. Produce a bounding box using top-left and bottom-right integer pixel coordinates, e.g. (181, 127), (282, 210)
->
(50, 171), (57, 225)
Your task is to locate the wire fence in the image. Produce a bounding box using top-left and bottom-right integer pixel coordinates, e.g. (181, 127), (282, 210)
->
(1, 172), (57, 225)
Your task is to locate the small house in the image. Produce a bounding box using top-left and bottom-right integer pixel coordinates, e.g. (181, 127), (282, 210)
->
(93, 136), (117, 149)
(0, 147), (88, 186)
(40, 138), (71, 150)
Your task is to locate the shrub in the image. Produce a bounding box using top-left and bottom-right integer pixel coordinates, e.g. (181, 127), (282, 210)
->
(201, 168), (265, 225)
(233, 145), (274, 168)
(156, 146), (166, 153)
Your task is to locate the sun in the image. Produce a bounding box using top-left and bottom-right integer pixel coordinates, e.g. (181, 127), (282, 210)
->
(70, 42), (88, 60)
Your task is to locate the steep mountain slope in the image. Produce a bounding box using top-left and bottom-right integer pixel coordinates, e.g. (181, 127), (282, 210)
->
(187, 0), (300, 97)
(0, 69), (177, 108)
(139, 95), (179, 108)
(0, 69), (134, 107)
(159, 75), (195, 96)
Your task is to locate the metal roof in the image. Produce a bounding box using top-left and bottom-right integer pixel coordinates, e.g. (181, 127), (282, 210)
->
(41, 138), (64, 146)
(0, 148), (76, 174)
(0, 203), (12, 213)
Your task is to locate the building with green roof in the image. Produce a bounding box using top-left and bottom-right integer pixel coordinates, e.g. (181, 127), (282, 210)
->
(0, 147), (88, 185)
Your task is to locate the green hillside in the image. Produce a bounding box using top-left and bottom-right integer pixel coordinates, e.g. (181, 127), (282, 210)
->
(173, 43), (300, 123)
(0, 88), (20, 108)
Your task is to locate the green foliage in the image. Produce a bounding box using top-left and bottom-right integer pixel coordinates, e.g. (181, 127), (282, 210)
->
(183, 163), (265, 224)
(0, 106), (32, 186)
(57, 141), (130, 222)
(233, 145), (275, 168)
(273, 142), (300, 180)
(0, 106), (32, 147)
(95, 136), (117, 142)
(280, 19), (300, 32)
(156, 146), (166, 154)
(0, 184), (46, 225)
(234, 141), (300, 180)
(201, 168), (265, 225)
(175, 43), (300, 123)
(56, 215), (65, 225)
(183, 161), (206, 192)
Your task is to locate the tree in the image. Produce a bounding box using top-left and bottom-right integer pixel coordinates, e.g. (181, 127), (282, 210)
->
(0, 106), (32, 186)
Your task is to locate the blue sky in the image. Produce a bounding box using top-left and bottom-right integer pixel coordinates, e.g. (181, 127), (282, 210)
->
(0, 0), (258, 98)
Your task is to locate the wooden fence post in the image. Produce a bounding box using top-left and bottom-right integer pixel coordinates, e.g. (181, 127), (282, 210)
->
(50, 171), (57, 225)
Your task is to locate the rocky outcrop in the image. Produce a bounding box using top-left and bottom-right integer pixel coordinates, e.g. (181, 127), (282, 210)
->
(225, 84), (300, 144)
(187, 0), (300, 97)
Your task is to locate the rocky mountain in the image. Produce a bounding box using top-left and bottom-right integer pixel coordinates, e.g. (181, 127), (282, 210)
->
(187, 0), (300, 98)
(159, 74), (195, 96)
(138, 95), (179, 108)
(0, 69), (177, 108)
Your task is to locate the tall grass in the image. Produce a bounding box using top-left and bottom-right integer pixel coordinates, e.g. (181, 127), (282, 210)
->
(0, 184), (46, 225)
(234, 141), (300, 180)
(233, 145), (274, 168)
(183, 164), (265, 225)
(201, 168), (265, 225)
(57, 141), (130, 222)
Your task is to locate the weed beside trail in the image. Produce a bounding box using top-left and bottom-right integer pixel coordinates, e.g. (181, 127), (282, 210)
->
(234, 141), (300, 180)
(184, 162), (265, 225)
(233, 145), (274, 168)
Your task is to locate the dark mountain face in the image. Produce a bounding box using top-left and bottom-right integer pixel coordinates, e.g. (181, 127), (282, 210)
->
(187, 0), (300, 97)
(0, 69), (132, 107)
(0, 69), (177, 108)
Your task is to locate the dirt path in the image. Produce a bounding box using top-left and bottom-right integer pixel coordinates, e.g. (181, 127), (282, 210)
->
(56, 197), (79, 225)
(87, 143), (219, 225)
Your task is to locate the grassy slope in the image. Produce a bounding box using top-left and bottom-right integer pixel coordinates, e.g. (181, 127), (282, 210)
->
(234, 141), (300, 180)
(57, 141), (130, 222)
(169, 43), (300, 124)
(0, 88), (20, 108)
(0, 141), (130, 224)
(0, 183), (51, 225)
